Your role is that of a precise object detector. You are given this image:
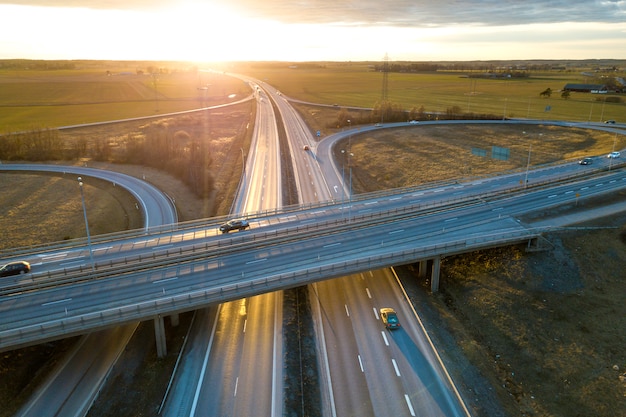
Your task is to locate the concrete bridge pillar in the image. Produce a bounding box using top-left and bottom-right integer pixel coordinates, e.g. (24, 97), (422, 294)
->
(418, 260), (428, 278)
(431, 256), (441, 293)
(154, 315), (167, 358)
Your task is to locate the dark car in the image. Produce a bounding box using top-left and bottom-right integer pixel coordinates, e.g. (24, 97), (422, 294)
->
(578, 157), (593, 165)
(219, 218), (250, 233)
(380, 307), (400, 329)
(0, 261), (31, 277)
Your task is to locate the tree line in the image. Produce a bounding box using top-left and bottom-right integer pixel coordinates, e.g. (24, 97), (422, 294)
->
(329, 100), (501, 128)
(0, 124), (214, 198)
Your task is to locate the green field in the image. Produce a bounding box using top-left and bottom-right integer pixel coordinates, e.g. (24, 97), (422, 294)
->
(0, 64), (249, 131)
(234, 62), (625, 123)
(0, 60), (624, 131)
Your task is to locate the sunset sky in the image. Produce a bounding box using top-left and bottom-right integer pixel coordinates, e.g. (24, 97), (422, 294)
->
(1, 0), (625, 62)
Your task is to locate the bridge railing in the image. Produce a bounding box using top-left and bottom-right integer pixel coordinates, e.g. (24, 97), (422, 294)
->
(1, 156), (623, 260)
(0, 224), (545, 350)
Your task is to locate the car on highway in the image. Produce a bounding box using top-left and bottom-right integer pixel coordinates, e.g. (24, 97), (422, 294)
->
(380, 307), (400, 329)
(408, 120), (419, 124)
(219, 218), (250, 233)
(578, 157), (593, 165)
(303, 145), (310, 151)
(604, 120), (616, 124)
(0, 261), (31, 277)
(607, 151), (621, 159)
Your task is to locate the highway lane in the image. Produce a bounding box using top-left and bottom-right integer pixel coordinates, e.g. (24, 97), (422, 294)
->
(160, 84), (284, 417)
(265, 86), (471, 416)
(193, 86), (283, 417)
(16, 324), (138, 417)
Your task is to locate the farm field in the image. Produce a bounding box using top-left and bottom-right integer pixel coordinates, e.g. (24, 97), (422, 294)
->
(235, 61), (626, 123)
(1, 60), (624, 132)
(0, 61), (625, 416)
(0, 62), (249, 131)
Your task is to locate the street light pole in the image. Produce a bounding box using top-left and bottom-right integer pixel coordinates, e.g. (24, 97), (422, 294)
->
(341, 150), (346, 218)
(78, 177), (95, 271)
(348, 152), (353, 222)
(524, 144), (532, 188)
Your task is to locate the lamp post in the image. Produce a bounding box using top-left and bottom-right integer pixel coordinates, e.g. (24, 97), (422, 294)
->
(524, 144), (532, 188)
(609, 132), (617, 171)
(340, 150), (346, 217)
(522, 131), (541, 188)
(78, 177), (95, 271)
(346, 120), (353, 218)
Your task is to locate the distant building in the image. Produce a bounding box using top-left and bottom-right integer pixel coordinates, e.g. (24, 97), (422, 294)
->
(563, 83), (608, 93)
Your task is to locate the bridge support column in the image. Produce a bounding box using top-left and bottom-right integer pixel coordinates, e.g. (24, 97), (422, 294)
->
(154, 315), (167, 358)
(170, 313), (179, 327)
(431, 256), (441, 293)
(418, 260), (428, 278)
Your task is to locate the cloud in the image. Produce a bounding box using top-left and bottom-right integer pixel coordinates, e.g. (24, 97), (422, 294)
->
(239, 0), (626, 26)
(2, 0), (625, 27)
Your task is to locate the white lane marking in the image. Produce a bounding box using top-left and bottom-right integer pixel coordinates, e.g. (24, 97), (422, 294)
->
(358, 355), (364, 372)
(364, 201), (378, 205)
(234, 377), (239, 397)
(389, 197), (402, 201)
(246, 258), (267, 265)
(565, 190), (574, 194)
(344, 304), (350, 317)
(389, 229), (404, 234)
(42, 298), (72, 306)
(548, 194), (557, 199)
(492, 207), (503, 211)
(365, 288), (372, 298)
(41, 252), (69, 261)
(92, 246), (112, 252)
(405, 394), (416, 416)
(444, 217), (458, 222)
(153, 277), (178, 284)
(581, 186), (589, 190)
(323, 243), (341, 248)
(381, 331), (389, 346)
(392, 359), (401, 376)
(133, 239), (155, 245)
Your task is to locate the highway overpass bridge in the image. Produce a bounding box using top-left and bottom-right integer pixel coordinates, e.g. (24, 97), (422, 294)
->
(1, 165), (625, 354)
